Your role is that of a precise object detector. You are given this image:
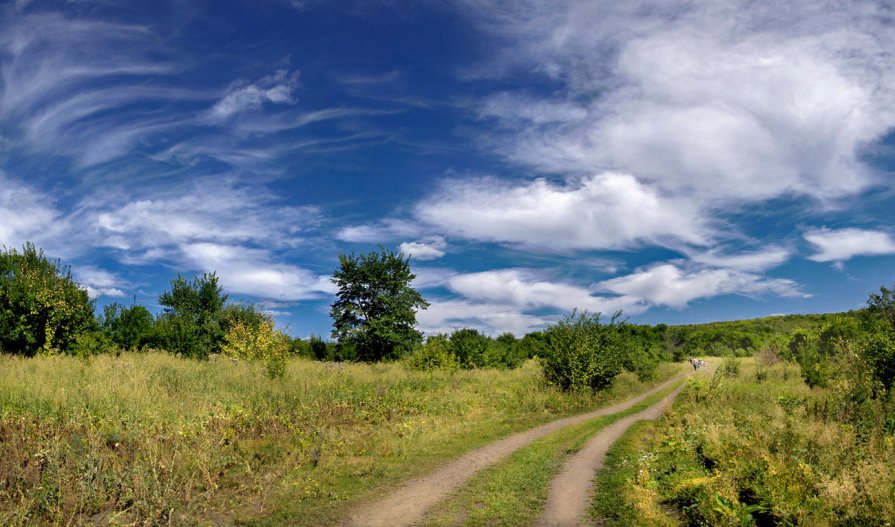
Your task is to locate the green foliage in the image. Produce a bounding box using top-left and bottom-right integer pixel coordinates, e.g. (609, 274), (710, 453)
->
(862, 323), (895, 395)
(721, 355), (740, 377)
(220, 307), (289, 379)
(330, 248), (429, 361)
(100, 302), (154, 350)
(543, 311), (626, 392)
(449, 328), (490, 368)
(154, 273), (227, 359)
(405, 335), (459, 371)
(308, 335), (329, 360)
(0, 243), (96, 356)
(517, 331), (548, 359)
(482, 337), (524, 369)
(817, 316), (862, 356)
(69, 330), (116, 358)
(867, 282), (895, 332)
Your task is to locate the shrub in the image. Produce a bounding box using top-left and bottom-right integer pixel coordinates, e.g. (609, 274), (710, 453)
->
(449, 328), (490, 369)
(220, 308), (289, 379)
(542, 311), (625, 392)
(862, 326), (895, 395)
(721, 355), (740, 377)
(69, 330), (116, 358)
(0, 243), (96, 356)
(405, 335), (459, 371)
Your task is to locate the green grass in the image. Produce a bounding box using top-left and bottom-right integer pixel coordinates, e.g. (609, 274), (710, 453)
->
(422, 382), (682, 527)
(590, 359), (895, 526)
(0, 353), (685, 526)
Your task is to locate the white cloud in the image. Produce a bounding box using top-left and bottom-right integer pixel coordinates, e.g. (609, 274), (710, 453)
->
(805, 227), (895, 263)
(180, 242), (334, 300)
(446, 269), (641, 314)
(0, 173), (60, 250)
(336, 219), (423, 243)
(416, 172), (708, 250)
(208, 70), (298, 121)
(598, 264), (807, 308)
(399, 236), (447, 261)
(459, 0), (895, 203)
(416, 299), (548, 336)
(74, 266), (127, 299)
(689, 247), (791, 272)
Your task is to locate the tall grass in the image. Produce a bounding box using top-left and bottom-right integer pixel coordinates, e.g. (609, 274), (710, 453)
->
(592, 359), (895, 526)
(0, 353), (683, 526)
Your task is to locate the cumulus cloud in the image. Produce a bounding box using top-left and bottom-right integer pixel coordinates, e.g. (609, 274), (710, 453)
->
(416, 299), (549, 336)
(399, 236), (447, 260)
(459, 0), (895, 203)
(416, 172), (708, 250)
(180, 242), (334, 300)
(446, 269), (641, 314)
(599, 264), (807, 308)
(415, 262), (806, 334)
(805, 227), (895, 263)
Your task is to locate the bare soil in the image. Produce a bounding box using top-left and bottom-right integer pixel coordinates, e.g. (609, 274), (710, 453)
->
(534, 383), (686, 527)
(342, 375), (683, 527)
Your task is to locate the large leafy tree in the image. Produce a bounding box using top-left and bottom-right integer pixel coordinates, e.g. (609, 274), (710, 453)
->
(330, 248), (429, 361)
(154, 273), (228, 358)
(0, 243), (95, 356)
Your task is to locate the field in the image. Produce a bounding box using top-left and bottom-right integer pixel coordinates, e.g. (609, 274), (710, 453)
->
(0, 353), (684, 526)
(593, 358), (895, 526)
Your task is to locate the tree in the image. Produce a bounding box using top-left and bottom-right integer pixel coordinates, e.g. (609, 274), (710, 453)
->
(543, 311), (626, 392)
(330, 248), (429, 361)
(868, 283), (895, 333)
(154, 273), (228, 358)
(221, 305), (289, 378)
(449, 328), (490, 368)
(101, 301), (155, 350)
(0, 243), (95, 356)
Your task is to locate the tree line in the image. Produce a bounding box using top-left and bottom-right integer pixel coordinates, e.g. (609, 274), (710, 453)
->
(3, 242), (893, 396)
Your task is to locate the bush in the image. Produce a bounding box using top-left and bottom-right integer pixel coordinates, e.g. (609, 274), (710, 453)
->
(721, 355), (740, 377)
(862, 326), (895, 395)
(0, 243), (96, 356)
(69, 330), (116, 358)
(405, 335), (459, 371)
(542, 311), (625, 392)
(220, 307), (289, 379)
(449, 328), (490, 369)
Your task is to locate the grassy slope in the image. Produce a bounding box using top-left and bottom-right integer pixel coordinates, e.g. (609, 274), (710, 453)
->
(0, 353), (684, 526)
(591, 359), (895, 526)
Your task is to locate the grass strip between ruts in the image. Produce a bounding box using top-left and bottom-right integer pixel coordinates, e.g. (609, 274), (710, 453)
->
(422, 382), (682, 527)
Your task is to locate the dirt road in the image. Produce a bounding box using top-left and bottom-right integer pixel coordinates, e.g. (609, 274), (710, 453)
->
(343, 375), (684, 527)
(534, 383), (686, 527)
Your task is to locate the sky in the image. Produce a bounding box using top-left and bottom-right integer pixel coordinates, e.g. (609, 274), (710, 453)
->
(1, 0), (894, 338)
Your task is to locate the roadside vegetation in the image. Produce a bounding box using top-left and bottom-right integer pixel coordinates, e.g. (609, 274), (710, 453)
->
(3, 241), (895, 525)
(592, 285), (895, 526)
(0, 353), (683, 526)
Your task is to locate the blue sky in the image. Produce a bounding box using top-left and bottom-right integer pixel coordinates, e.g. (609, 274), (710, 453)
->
(1, 0), (894, 338)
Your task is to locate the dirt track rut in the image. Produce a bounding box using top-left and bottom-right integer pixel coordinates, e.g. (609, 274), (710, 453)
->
(534, 383), (685, 527)
(343, 375), (684, 527)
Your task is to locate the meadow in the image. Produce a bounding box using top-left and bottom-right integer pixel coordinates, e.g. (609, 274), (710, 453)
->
(592, 358), (895, 526)
(0, 352), (683, 526)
